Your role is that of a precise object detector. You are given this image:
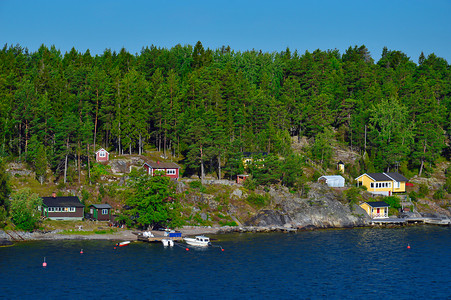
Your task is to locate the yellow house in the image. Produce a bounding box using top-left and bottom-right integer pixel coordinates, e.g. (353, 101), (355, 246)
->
(355, 172), (408, 196)
(360, 201), (390, 219)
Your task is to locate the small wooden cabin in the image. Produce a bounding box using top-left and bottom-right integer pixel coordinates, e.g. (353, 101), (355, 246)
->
(95, 148), (109, 162)
(143, 161), (180, 180)
(41, 194), (85, 220)
(89, 204), (112, 221)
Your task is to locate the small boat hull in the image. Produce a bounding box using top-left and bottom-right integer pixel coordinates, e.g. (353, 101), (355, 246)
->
(117, 241), (130, 247)
(184, 236), (211, 247)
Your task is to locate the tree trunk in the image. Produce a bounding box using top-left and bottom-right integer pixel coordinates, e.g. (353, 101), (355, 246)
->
(87, 144), (91, 185)
(218, 152), (221, 180)
(93, 89), (99, 151)
(200, 145), (204, 184)
(78, 141), (81, 184)
(64, 137), (69, 184)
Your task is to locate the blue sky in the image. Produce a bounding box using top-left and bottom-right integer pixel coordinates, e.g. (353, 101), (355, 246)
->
(1, 0), (450, 63)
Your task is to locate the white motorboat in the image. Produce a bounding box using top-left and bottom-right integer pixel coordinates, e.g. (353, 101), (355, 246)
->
(161, 239), (174, 247)
(183, 235), (211, 247)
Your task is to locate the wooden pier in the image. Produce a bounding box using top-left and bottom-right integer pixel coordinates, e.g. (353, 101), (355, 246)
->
(369, 217), (450, 226)
(135, 231), (184, 243)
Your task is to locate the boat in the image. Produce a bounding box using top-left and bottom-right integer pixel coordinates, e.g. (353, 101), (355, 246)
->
(161, 239), (174, 247)
(116, 241), (130, 247)
(183, 235), (211, 247)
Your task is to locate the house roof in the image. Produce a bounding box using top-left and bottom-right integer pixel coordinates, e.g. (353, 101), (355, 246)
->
(366, 173), (391, 181)
(95, 148), (109, 154)
(356, 172), (408, 182)
(318, 175), (345, 180)
(41, 196), (84, 208)
(385, 172), (408, 182)
(143, 161), (180, 169)
(89, 204), (112, 209)
(364, 201), (390, 208)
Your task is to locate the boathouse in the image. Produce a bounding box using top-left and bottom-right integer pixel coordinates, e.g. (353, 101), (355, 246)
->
(360, 201), (390, 219)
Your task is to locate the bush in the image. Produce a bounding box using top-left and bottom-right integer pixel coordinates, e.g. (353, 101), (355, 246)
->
(246, 193), (270, 207)
(384, 196), (401, 210)
(409, 191), (418, 202)
(343, 187), (361, 205)
(433, 188), (446, 200)
(9, 189), (42, 231)
(418, 184), (429, 198)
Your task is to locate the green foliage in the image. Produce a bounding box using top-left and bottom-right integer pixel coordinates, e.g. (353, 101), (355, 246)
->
(246, 193), (270, 207)
(0, 44), (450, 184)
(122, 174), (179, 229)
(343, 187), (361, 205)
(408, 191), (418, 202)
(418, 184), (429, 198)
(9, 189), (42, 231)
(384, 196), (401, 209)
(243, 176), (257, 190)
(0, 160), (11, 210)
(433, 187), (446, 200)
(90, 163), (109, 184)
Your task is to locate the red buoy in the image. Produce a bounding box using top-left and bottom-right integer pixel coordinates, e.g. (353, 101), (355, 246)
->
(80, 249), (83, 254)
(407, 244), (411, 249)
(186, 248), (189, 251)
(42, 257), (47, 267)
(222, 249), (224, 251)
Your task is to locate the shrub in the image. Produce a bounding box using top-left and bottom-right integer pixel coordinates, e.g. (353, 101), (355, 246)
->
(409, 191), (418, 202)
(418, 184), (429, 198)
(343, 187), (361, 205)
(433, 188), (446, 200)
(384, 196), (401, 210)
(246, 193), (270, 207)
(9, 189), (42, 231)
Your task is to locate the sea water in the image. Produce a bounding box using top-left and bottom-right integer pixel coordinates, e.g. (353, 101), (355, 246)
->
(1, 226), (450, 299)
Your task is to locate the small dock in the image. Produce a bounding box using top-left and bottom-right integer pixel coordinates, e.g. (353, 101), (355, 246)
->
(135, 231), (183, 243)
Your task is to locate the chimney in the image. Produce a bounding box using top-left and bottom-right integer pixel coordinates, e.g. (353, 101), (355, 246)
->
(52, 192), (56, 198)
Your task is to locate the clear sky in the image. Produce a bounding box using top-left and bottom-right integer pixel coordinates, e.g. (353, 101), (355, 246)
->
(1, 0), (449, 63)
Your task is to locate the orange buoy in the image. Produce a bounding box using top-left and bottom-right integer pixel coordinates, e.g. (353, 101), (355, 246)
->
(80, 249), (83, 254)
(222, 249), (224, 251)
(42, 257), (47, 267)
(186, 248), (189, 251)
(407, 244), (411, 249)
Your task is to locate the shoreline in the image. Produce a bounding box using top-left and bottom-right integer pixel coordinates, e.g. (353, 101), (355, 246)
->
(2, 222), (449, 242)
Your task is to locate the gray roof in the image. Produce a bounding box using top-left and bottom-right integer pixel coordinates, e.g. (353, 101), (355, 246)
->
(365, 201), (390, 208)
(41, 196), (84, 207)
(385, 172), (408, 182)
(366, 173), (391, 181)
(89, 204), (112, 209)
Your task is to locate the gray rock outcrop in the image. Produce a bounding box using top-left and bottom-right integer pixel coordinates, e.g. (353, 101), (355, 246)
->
(245, 183), (368, 229)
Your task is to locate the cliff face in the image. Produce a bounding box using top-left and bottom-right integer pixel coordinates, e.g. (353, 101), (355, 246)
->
(244, 183), (369, 229)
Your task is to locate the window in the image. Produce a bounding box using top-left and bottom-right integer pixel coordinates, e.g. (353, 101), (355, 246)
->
(394, 181), (400, 189)
(167, 169), (176, 175)
(99, 151), (106, 157)
(49, 207), (54, 212)
(371, 183), (374, 188)
(69, 207), (75, 212)
(102, 209), (108, 215)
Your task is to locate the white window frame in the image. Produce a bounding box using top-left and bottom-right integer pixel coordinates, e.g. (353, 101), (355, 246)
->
(166, 169), (176, 175)
(69, 207), (75, 212)
(99, 151), (106, 157)
(102, 209), (108, 215)
(394, 181), (400, 189)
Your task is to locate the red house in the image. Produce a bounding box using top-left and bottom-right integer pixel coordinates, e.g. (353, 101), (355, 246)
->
(95, 148), (109, 162)
(143, 161), (180, 180)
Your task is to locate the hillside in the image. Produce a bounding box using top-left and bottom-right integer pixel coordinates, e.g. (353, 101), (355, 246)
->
(4, 138), (451, 229)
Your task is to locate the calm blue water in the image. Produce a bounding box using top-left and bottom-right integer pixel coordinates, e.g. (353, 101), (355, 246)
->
(1, 226), (450, 299)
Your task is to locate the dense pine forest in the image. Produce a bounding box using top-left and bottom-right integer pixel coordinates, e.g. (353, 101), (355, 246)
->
(0, 42), (450, 186)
